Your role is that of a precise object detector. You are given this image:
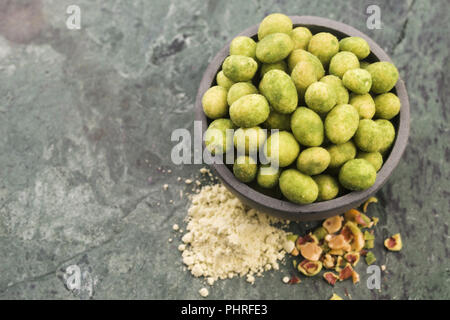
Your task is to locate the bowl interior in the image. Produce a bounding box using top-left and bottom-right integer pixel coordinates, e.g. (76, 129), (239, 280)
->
(195, 16), (410, 221)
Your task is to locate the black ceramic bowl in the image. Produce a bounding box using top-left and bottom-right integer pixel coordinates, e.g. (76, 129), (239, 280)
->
(195, 16), (410, 221)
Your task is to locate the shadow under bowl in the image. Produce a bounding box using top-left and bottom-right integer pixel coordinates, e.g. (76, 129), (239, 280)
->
(195, 16), (410, 221)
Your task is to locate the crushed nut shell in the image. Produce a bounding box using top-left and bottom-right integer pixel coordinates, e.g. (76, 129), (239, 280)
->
(327, 234), (351, 251)
(323, 272), (339, 286)
(351, 270), (360, 284)
(330, 293), (343, 300)
(363, 197), (378, 212)
(338, 264), (354, 281)
(298, 260), (322, 276)
(344, 252), (360, 266)
(322, 254), (335, 269)
(323, 215), (343, 234)
(299, 242), (323, 261)
(384, 233), (402, 251)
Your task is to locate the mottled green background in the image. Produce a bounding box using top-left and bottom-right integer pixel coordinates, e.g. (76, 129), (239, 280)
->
(0, 0), (448, 300)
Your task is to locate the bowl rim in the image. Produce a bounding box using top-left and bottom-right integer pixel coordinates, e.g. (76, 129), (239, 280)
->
(195, 15), (410, 221)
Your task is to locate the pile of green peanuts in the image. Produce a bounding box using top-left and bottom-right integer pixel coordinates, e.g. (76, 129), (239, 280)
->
(202, 13), (401, 205)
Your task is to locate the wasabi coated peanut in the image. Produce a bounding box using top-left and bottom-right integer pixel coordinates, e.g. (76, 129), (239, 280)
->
(320, 75), (349, 105)
(349, 93), (376, 119)
(291, 26), (312, 50)
(334, 86), (350, 105)
(260, 61), (287, 78)
(296, 147), (331, 175)
(258, 13), (293, 40)
(222, 55), (258, 82)
(305, 82), (337, 114)
(229, 36), (257, 59)
(319, 74), (342, 87)
(202, 85), (228, 119)
(357, 151), (383, 172)
(233, 126), (267, 154)
(339, 159), (377, 191)
(259, 69), (298, 114)
(329, 51), (360, 78)
(374, 92), (401, 120)
(256, 33), (294, 63)
(313, 174), (340, 201)
(343, 68), (372, 94)
(279, 169), (319, 204)
(264, 131), (300, 167)
(339, 37), (371, 60)
(229, 94), (270, 128)
(307, 32), (339, 65)
(366, 61), (399, 94)
(375, 119), (396, 153)
(263, 107), (291, 131)
(326, 141), (357, 168)
(291, 60), (318, 96)
(288, 49), (325, 78)
(227, 82), (258, 106)
(204, 118), (235, 155)
(354, 119), (383, 152)
(324, 104), (359, 144)
(216, 71), (235, 90)
(233, 155), (258, 183)
(257, 165), (280, 189)
(290, 107), (324, 147)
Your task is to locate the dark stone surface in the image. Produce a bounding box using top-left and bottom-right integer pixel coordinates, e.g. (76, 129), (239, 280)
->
(0, 0), (448, 299)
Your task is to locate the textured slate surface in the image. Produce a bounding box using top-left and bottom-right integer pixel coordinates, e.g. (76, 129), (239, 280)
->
(0, 0), (448, 300)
